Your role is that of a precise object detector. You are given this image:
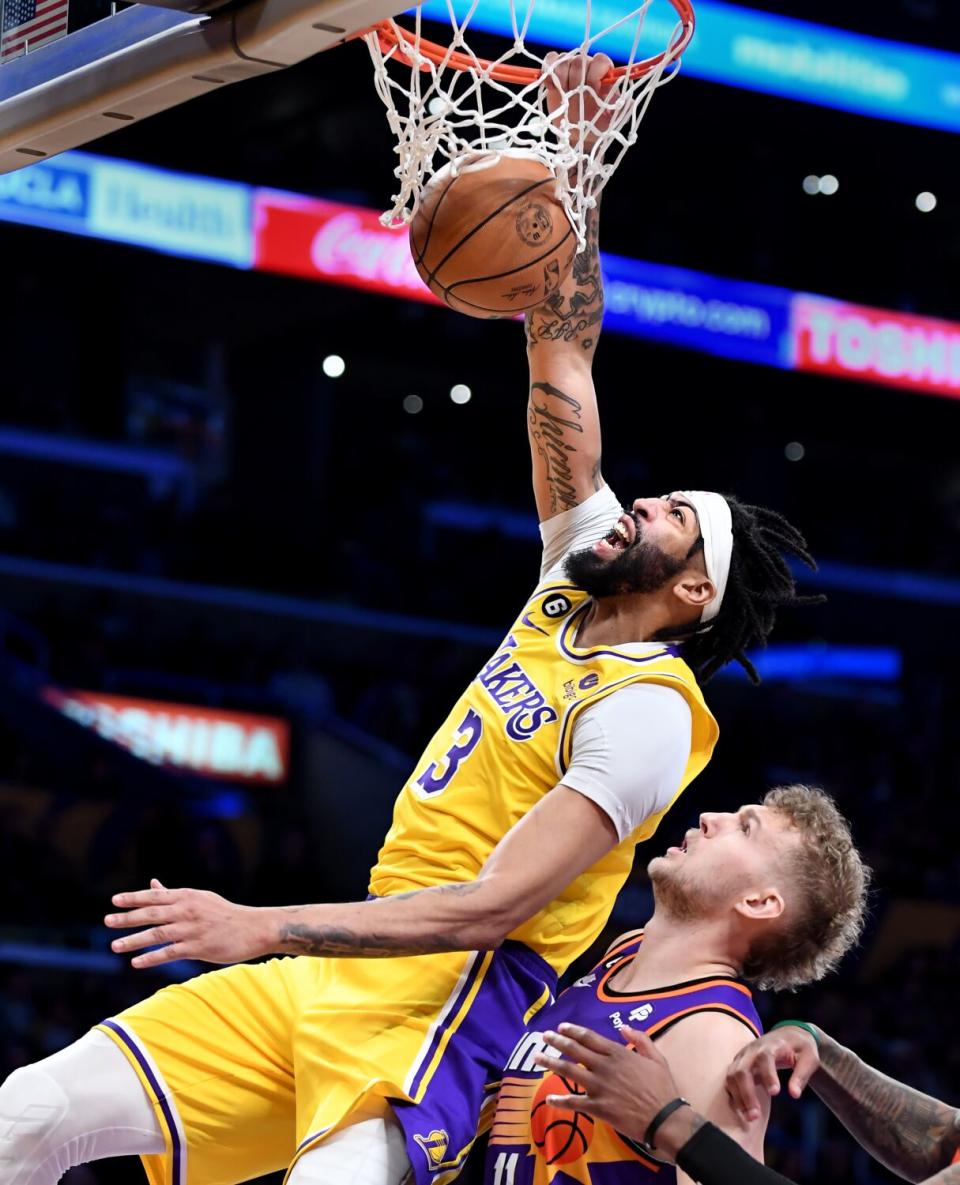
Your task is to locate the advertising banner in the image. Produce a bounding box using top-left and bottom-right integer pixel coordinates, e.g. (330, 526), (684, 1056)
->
(43, 687), (291, 784)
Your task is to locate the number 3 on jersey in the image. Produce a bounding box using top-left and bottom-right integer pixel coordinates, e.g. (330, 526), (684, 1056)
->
(414, 708), (483, 796)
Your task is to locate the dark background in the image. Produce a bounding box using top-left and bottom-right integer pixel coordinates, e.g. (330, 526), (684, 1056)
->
(1, 0), (959, 1182)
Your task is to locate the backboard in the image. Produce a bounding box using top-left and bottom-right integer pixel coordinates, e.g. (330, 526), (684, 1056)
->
(0, 0), (400, 173)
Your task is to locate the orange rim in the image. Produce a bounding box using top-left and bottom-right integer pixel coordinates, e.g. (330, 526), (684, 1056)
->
(360, 0), (694, 85)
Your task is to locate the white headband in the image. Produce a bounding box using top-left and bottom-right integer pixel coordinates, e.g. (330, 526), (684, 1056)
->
(676, 491), (733, 624)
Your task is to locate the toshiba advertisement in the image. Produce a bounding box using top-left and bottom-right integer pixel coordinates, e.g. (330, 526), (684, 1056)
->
(43, 688), (290, 785)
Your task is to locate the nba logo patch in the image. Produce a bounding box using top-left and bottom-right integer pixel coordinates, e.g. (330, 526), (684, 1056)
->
(413, 1129), (450, 1168)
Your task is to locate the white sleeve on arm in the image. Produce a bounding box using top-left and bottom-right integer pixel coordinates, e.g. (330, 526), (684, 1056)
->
(562, 684), (693, 842)
(539, 485), (623, 583)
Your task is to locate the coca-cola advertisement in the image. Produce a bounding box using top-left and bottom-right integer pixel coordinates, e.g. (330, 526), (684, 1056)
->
(252, 190), (442, 305)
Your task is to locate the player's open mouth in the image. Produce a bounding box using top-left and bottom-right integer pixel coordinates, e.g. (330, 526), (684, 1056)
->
(595, 513), (638, 556)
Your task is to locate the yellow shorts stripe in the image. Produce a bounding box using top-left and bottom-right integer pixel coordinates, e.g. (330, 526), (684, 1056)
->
(523, 984), (552, 1025)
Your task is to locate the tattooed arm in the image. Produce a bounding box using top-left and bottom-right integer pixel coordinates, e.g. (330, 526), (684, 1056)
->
(104, 785), (618, 968)
(727, 1025), (960, 1183)
(525, 201), (604, 522)
(525, 54), (610, 522)
(810, 1029), (960, 1181)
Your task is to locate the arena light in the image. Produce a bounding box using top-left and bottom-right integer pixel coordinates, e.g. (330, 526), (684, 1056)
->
(916, 191), (937, 213)
(322, 354), (346, 378)
(819, 174), (840, 195)
(802, 175), (819, 195)
(403, 394), (424, 414)
(785, 441), (805, 461)
(450, 383), (472, 404)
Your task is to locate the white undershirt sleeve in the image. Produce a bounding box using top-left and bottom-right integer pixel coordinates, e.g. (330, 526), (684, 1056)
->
(562, 683), (693, 842)
(539, 485), (623, 583)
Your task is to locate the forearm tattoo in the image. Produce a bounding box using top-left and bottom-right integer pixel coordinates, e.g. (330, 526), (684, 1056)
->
(527, 380), (590, 514)
(812, 1033), (960, 1180)
(276, 881), (486, 958)
(525, 203), (603, 353)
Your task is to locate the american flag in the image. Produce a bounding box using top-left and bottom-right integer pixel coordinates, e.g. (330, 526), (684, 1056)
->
(1, 0), (69, 61)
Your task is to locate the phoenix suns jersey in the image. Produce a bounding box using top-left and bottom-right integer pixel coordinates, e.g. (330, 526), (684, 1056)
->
(485, 933), (763, 1185)
(369, 581), (719, 974)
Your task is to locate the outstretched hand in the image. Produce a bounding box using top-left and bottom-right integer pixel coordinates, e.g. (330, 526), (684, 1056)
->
(105, 878), (273, 969)
(725, 1026), (821, 1123)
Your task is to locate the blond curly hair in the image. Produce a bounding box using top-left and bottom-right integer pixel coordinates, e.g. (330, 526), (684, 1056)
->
(742, 785), (871, 992)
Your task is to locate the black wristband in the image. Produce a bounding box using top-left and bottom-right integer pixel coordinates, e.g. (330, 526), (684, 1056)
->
(642, 1097), (690, 1151)
(677, 1121), (799, 1185)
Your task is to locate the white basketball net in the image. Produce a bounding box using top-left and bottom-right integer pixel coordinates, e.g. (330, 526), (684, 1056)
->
(363, 0), (690, 249)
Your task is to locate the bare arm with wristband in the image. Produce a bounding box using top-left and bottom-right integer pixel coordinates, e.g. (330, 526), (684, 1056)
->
(532, 1021), (960, 1185)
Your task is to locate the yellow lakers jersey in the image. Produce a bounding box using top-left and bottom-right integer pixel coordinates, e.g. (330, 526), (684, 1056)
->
(369, 580), (719, 974)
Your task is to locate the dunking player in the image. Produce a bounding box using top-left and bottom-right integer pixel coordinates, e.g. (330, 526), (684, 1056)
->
(482, 786), (869, 1185)
(0, 57), (820, 1185)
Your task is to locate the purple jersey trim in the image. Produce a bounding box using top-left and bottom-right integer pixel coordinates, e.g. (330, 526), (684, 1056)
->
(557, 601), (682, 665)
(101, 1019), (183, 1185)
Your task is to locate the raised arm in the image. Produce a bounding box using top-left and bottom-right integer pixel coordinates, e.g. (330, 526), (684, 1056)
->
(526, 53), (613, 522)
(525, 202), (604, 522)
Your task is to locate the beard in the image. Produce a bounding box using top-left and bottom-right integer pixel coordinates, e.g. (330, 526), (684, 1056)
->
(647, 855), (713, 922)
(564, 535), (687, 599)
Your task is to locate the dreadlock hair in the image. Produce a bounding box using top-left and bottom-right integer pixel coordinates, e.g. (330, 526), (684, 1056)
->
(656, 496), (824, 685)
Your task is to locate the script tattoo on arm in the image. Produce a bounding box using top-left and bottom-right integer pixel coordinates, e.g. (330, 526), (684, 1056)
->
(275, 881), (487, 958)
(527, 380), (590, 515)
(811, 1030), (960, 1181)
(525, 203), (603, 354)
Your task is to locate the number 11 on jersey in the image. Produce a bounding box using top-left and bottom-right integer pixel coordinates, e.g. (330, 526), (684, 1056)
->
(414, 708), (483, 796)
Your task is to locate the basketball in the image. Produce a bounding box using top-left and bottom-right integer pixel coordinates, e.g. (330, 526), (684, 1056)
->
(409, 152), (577, 319)
(529, 1072), (595, 1165)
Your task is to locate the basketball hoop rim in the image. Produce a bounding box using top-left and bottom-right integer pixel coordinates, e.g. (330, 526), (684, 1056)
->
(360, 0), (695, 85)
